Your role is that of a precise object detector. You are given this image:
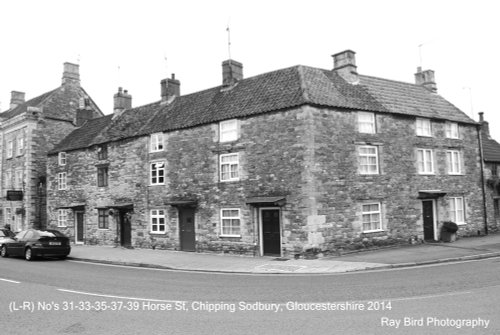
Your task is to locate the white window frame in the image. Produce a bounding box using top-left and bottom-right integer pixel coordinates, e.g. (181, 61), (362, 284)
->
(58, 209), (68, 227)
(4, 170), (12, 189)
(449, 197), (465, 225)
(150, 133), (164, 152)
(361, 203), (383, 232)
(416, 148), (435, 174)
(446, 150), (462, 175)
(445, 122), (459, 139)
(58, 152), (67, 166)
(58, 172), (67, 190)
(220, 153), (239, 182)
(358, 112), (376, 134)
(220, 208), (241, 237)
(7, 140), (14, 158)
(150, 209), (166, 234)
(219, 119), (239, 142)
(16, 137), (24, 156)
(358, 145), (379, 175)
(150, 161), (165, 185)
(416, 118), (432, 137)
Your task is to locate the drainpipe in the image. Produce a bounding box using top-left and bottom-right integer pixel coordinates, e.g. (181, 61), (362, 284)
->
(477, 124), (489, 235)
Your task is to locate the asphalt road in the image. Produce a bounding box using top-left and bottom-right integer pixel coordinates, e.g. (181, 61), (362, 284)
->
(1, 256), (499, 334)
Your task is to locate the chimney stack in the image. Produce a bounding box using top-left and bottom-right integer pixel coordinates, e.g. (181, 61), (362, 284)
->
(113, 87), (132, 114)
(415, 67), (437, 93)
(479, 112), (490, 138)
(160, 74), (180, 103)
(222, 60), (243, 87)
(332, 50), (359, 84)
(10, 91), (25, 109)
(62, 62), (80, 86)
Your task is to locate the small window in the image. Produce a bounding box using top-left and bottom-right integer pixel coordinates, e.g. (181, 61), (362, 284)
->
(358, 112), (375, 134)
(416, 148), (434, 174)
(219, 119), (239, 142)
(492, 164), (498, 177)
(16, 137), (24, 156)
(150, 133), (164, 152)
(97, 166), (109, 187)
(14, 170), (23, 189)
(416, 118), (432, 137)
(59, 152), (67, 166)
(7, 141), (14, 159)
(362, 203), (382, 232)
(4, 170), (12, 189)
(446, 150), (462, 175)
(98, 209), (109, 229)
(221, 209), (241, 236)
(97, 145), (108, 160)
(151, 209), (166, 234)
(4, 208), (12, 226)
(358, 146), (379, 175)
(58, 172), (67, 190)
(449, 197), (465, 224)
(445, 122), (459, 139)
(150, 161), (165, 185)
(220, 153), (239, 182)
(58, 209), (68, 227)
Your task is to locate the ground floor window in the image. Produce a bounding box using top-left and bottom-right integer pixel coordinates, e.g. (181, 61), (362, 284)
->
(150, 210), (166, 233)
(58, 209), (68, 227)
(221, 208), (241, 236)
(98, 209), (109, 229)
(449, 197), (465, 224)
(362, 203), (382, 232)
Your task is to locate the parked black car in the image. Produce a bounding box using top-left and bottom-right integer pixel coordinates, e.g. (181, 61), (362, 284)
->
(0, 229), (71, 261)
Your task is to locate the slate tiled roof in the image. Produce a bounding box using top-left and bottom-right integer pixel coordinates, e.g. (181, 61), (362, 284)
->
(482, 136), (500, 162)
(50, 64), (476, 154)
(0, 90), (57, 119)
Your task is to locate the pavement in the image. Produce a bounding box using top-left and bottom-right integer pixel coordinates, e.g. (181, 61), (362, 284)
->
(67, 233), (500, 274)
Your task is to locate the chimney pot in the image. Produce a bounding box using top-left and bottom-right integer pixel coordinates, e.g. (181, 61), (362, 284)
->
(222, 60), (243, 87)
(113, 87), (132, 114)
(10, 91), (25, 109)
(62, 62), (80, 86)
(332, 50), (358, 84)
(479, 112), (490, 138)
(161, 75), (180, 103)
(415, 68), (437, 93)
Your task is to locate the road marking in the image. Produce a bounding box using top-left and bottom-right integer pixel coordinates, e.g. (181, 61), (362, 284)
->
(0, 278), (20, 284)
(57, 288), (185, 303)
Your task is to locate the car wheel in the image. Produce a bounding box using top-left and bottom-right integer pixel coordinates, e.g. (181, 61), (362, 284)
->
(25, 248), (33, 261)
(0, 245), (8, 258)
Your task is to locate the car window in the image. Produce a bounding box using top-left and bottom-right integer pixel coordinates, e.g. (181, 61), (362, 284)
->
(39, 230), (64, 238)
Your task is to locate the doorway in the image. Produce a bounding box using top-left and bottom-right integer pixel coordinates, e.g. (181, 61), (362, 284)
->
(75, 211), (84, 244)
(260, 208), (281, 256)
(422, 200), (436, 241)
(178, 207), (196, 251)
(119, 210), (132, 247)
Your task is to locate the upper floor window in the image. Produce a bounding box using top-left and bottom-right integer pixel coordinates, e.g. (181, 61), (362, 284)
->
(358, 146), (379, 175)
(416, 148), (434, 174)
(97, 144), (108, 160)
(16, 137), (24, 156)
(150, 209), (166, 234)
(58, 172), (67, 190)
(358, 112), (375, 134)
(492, 163), (499, 177)
(416, 118), (432, 137)
(150, 133), (164, 152)
(220, 153), (239, 182)
(219, 119), (239, 142)
(58, 209), (68, 227)
(14, 170), (23, 189)
(449, 197), (465, 224)
(221, 208), (241, 236)
(97, 166), (109, 187)
(4, 170), (12, 189)
(446, 150), (462, 175)
(445, 122), (459, 139)
(58, 152), (67, 166)
(7, 141), (14, 158)
(362, 203), (382, 232)
(150, 161), (165, 185)
(98, 209), (109, 229)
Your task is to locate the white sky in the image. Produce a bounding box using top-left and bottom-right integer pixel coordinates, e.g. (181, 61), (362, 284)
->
(1, 0), (499, 140)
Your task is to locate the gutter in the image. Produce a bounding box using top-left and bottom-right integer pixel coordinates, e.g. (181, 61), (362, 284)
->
(477, 124), (489, 235)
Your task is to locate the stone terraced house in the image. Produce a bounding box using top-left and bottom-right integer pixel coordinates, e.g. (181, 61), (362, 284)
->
(0, 63), (102, 231)
(46, 50), (490, 257)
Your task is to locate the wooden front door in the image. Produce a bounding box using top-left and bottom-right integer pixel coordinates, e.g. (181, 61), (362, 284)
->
(120, 211), (132, 247)
(179, 207), (195, 251)
(76, 212), (84, 243)
(422, 200), (435, 241)
(261, 208), (281, 256)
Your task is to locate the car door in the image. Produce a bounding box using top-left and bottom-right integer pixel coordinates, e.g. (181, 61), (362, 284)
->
(8, 231), (27, 256)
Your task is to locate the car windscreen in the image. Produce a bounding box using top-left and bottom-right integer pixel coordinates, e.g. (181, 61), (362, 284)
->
(38, 230), (66, 238)
(0, 229), (14, 237)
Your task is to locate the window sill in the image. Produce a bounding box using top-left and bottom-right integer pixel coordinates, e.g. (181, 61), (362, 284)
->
(220, 179), (240, 183)
(456, 222), (467, 226)
(150, 231), (167, 235)
(219, 235), (241, 238)
(149, 184), (166, 186)
(362, 229), (385, 234)
(417, 173), (435, 176)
